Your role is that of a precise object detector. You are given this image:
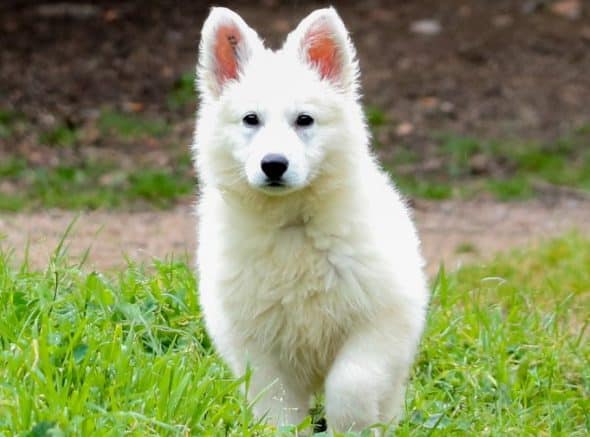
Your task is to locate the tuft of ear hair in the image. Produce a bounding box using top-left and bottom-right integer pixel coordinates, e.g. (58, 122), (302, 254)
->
(284, 7), (359, 94)
(197, 7), (263, 99)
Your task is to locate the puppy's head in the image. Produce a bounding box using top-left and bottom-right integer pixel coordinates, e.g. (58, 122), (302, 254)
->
(195, 7), (365, 196)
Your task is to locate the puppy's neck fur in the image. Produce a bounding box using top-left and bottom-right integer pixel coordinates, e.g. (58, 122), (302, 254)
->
(216, 156), (364, 231)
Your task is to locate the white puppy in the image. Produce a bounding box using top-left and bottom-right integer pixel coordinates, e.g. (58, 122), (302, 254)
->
(193, 6), (428, 433)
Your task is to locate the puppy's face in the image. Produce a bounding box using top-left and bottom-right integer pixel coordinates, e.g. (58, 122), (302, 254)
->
(195, 7), (360, 196)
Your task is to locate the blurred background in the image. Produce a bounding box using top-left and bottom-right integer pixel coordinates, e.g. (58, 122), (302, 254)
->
(1, 0), (589, 270)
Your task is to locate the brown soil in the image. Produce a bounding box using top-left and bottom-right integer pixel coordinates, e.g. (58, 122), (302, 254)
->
(2, 0), (590, 162)
(2, 198), (589, 276)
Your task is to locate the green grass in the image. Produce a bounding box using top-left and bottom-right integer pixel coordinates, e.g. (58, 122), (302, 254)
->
(393, 175), (453, 200)
(0, 109), (25, 139)
(399, 234), (590, 435)
(366, 106), (387, 129)
(454, 242), (477, 254)
(0, 233), (588, 435)
(0, 106), (194, 211)
(167, 72), (197, 110)
(39, 124), (79, 148)
(0, 157), (194, 211)
(98, 110), (170, 140)
(382, 126), (590, 200)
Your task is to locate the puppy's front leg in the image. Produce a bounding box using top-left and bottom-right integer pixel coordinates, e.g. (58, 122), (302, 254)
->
(245, 355), (311, 427)
(324, 313), (421, 434)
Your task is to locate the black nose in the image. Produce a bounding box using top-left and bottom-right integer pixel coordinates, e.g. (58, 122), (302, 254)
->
(261, 154), (289, 181)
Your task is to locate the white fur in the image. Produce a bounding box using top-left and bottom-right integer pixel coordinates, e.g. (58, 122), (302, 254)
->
(193, 7), (429, 433)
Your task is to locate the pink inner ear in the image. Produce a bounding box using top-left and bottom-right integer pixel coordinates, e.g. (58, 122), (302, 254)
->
(214, 24), (241, 84)
(304, 24), (340, 81)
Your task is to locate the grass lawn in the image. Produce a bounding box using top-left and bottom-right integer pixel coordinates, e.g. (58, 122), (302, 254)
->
(2, 99), (589, 211)
(0, 156), (195, 212)
(381, 126), (590, 201)
(0, 234), (588, 435)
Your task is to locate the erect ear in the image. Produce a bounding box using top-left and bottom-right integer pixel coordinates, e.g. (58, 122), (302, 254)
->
(284, 7), (358, 93)
(197, 7), (263, 99)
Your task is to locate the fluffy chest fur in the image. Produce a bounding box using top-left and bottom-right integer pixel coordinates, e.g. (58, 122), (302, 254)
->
(198, 189), (392, 385)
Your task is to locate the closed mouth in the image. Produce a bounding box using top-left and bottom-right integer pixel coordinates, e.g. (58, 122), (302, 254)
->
(258, 180), (295, 195)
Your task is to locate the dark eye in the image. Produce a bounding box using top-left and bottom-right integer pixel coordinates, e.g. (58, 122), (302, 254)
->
(243, 113), (260, 126)
(295, 114), (314, 127)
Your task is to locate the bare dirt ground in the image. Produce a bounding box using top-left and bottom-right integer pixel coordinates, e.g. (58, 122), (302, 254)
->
(2, 0), (590, 166)
(2, 198), (589, 276)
